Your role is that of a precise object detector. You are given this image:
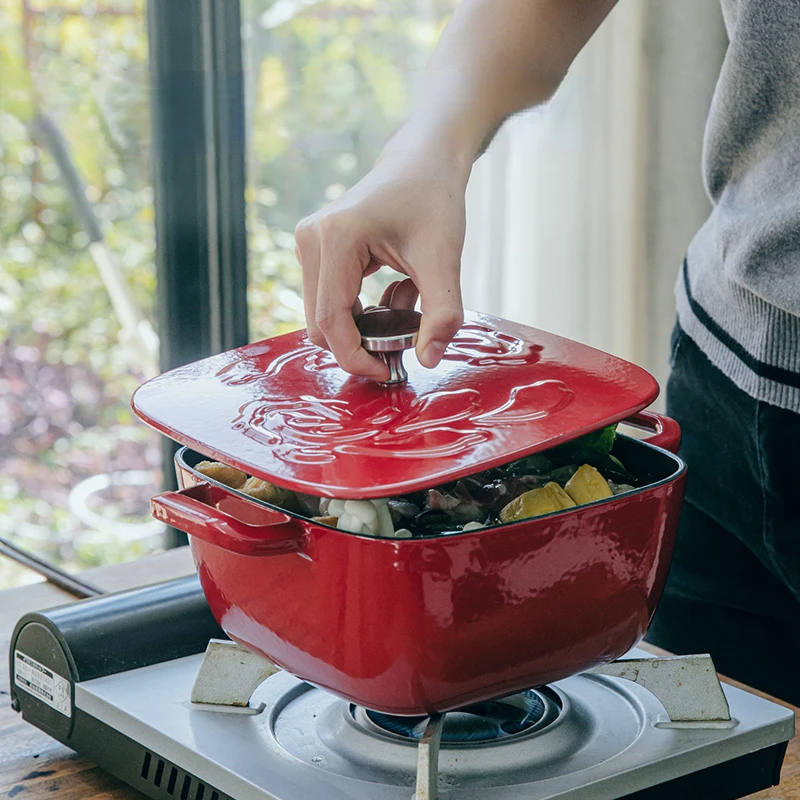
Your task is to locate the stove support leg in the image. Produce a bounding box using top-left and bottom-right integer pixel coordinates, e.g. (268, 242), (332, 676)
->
(190, 639), (279, 712)
(414, 713), (444, 800)
(589, 654), (732, 724)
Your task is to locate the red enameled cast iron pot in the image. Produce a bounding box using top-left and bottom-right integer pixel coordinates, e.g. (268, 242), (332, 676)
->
(151, 411), (685, 716)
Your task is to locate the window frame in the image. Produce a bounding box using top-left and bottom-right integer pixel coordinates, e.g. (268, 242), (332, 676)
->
(147, 0), (249, 546)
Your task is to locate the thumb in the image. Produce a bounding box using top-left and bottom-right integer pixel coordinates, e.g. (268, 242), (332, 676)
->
(414, 263), (464, 369)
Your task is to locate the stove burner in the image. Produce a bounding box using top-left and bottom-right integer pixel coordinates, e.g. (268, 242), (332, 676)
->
(362, 690), (549, 744)
(269, 674), (700, 786)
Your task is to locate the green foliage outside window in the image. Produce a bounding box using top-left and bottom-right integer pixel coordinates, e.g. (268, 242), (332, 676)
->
(0, 0), (452, 588)
(244, 0), (453, 337)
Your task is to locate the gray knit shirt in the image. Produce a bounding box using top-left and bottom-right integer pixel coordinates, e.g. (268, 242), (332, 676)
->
(676, 0), (800, 411)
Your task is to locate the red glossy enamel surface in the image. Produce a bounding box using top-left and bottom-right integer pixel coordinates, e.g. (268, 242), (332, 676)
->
(170, 440), (685, 716)
(133, 311), (659, 499)
(151, 482), (303, 556)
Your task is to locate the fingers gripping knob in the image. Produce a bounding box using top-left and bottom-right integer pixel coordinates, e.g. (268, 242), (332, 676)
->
(354, 307), (422, 385)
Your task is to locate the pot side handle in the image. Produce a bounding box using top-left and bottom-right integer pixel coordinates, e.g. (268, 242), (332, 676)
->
(151, 483), (304, 556)
(621, 410), (681, 454)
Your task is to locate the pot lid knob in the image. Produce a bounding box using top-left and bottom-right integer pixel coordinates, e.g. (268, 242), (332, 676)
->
(355, 307), (422, 385)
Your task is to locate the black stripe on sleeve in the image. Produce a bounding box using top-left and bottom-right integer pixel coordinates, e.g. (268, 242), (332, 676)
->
(681, 258), (800, 390)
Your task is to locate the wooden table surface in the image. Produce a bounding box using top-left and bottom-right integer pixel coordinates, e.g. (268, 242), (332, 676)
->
(1, 548), (799, 800)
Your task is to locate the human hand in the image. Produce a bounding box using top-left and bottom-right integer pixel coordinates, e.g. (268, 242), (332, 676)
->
(294, 144), (470, 381)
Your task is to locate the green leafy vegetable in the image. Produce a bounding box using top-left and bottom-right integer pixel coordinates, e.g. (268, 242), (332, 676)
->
(504, 452), (553, 477)
(504, 424), (625, 479)
(504, 423), (631, 482)
(548, 424), (619, 467)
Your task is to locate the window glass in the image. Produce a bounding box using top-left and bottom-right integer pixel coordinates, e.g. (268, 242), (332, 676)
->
(242, 0), (455, 338)
(0, 0), (457, 589)
(0, 0), (161, 589)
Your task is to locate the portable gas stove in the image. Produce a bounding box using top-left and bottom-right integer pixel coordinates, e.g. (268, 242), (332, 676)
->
(9, 577), (794, 800)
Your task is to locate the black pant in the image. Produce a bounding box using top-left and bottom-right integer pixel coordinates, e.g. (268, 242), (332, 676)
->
(645, 324), (800, 706)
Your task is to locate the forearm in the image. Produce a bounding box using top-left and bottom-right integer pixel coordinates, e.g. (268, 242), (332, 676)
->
(296, 0), (619, 377)
(384, 0), (619, 167)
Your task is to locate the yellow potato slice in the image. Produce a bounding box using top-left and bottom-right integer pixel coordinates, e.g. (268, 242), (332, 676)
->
(195, 460), (247, 490)
(312, 515), (339, 527)
(499, 482), (576, 523)
(565, 464), (613, 505)
(240, 476), (300, 513)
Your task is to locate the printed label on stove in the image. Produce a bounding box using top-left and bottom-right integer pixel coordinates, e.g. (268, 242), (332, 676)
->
(14, 650), (72, 718)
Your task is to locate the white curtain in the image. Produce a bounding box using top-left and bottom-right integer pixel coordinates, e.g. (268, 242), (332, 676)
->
(461, 0), (728, 389)
(462, 1), (647, 364)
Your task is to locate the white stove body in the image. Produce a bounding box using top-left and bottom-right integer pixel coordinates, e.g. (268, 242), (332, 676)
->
(75, 648), (795, 800)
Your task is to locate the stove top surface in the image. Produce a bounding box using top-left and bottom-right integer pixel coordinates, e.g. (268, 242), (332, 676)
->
(75, 648), (794, 800)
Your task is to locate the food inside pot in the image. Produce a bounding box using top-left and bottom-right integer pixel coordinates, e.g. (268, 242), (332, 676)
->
(195, 424), (636, 538)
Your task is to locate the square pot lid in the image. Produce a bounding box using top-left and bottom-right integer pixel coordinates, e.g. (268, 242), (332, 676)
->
(132, 311), (658, 498)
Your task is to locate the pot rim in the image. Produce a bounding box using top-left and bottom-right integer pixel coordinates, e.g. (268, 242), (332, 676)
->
(175, 435), (686, 542)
